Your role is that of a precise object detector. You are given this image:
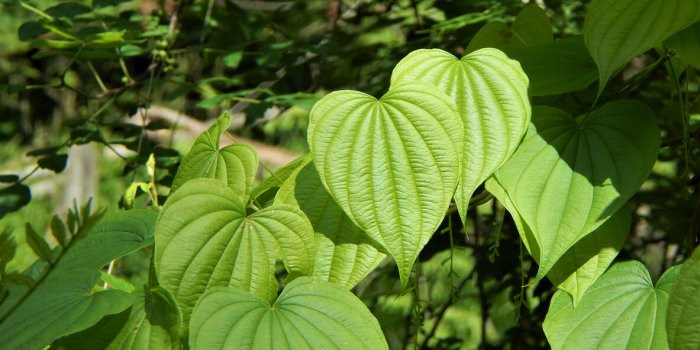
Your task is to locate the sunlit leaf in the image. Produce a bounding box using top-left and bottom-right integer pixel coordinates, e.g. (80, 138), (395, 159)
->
(0, 209), (157, 350)
(584, 0), (700, 93)
(276, 156), (386, 288)
(190, 277), (388, 350)
(487, 179), (631, 304)
(492, 102), (659, 279)
(667, 246), (700, 349)
(170, 113), (258, 203)
(307, 83), (463, 286)
(391, 48), (530, 223)
(544, 261), (681, 350)
(155, 178), (315, 329)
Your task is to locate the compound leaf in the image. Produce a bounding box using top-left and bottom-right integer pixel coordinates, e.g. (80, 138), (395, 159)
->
(0, 209), (157, 350)
(307, 83), (462, 286)
(391, 48), (530, 223)
(190, 277), (388, 350)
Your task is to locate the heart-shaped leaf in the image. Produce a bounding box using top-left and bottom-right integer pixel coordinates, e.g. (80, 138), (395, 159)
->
(190, 277), (388, 350)
(508, 35), (598, 96)
(666, 21), (700, 70)
(275, 156), (386, 288)
(170, 112), (258, 202)
(492, 101), (659, 279)
(307, 83), (463, 286)
(0, 209), (157, 350)
(391, 48), (530, 223)
(486, 178), (630, 304)
(155, 178), (315, 328)
(667, 246), (700, 349)
(584, 0), (700, 93)
(544, 261), (681, 350)
(466, 4), (552, 52)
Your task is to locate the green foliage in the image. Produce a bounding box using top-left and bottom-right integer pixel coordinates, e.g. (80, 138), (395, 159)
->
(1, 0), (700, 348)
(190, 277), (388, 350)
(308, 83), (463, 286)
(491, 102), (659, 280)
(391, 48), (530, 223)
(170, 113), (258, 201)
(0, 209), (157, 350)
(155, 177), (315, 327)
(666, 246), (700, 349)
(544, 261), (681, 349)
(584, 0), (700, 93)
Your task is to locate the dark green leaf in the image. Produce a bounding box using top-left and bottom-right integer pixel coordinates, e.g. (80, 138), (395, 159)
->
(50, 215), (67, 247)
(25, 224), (53, 263)
(666, 21), (700, 69)
(0, 183), (31, 219)
(45, 2), (91, 19)
(0, 175), (19, 183)
(27, 146), (62, 157)
(18, 21), (48, 42)
(38, 154), (68, 173)
(92, 0), (129, 9)
(508, 35), (598, 96)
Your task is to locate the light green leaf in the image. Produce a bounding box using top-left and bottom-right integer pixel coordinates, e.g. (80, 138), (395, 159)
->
(546, 209), (630, 305)
(307, 83), (462, 286)
(275, 156), (386, 289)
(0, 209), (158, 350)
(466, 4), (552, 53)
(667, 246), (700, 349)
(106, 287), (181, 350)
(251, 155), (308, 207)
(508, 35), (598, 96)
(544, 261), (681, 350)
(170, 112), (258, 202)
(666, 21), (700, 70)
(486, 179), (630, 304)
(391, 48), (530, 223)
(492, 102), (659, 279)
(155, 178), (315, 328)
(584, 0), (700, 93)
(190, 277), (388, 350)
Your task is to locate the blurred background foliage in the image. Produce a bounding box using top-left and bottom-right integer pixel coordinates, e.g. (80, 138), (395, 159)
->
(0, 0), (698, 349)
